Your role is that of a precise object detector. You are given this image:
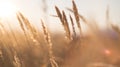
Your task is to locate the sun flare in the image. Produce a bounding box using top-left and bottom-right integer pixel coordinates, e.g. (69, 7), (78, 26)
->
(0, 1), (17, 18)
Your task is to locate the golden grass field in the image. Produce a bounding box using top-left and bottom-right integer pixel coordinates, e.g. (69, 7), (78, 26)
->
(0, 0), (120, 67)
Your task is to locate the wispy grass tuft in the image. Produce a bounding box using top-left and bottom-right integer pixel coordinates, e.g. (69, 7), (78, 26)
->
(17, 12), (40, 46)
(55, 6), (63, 22)
(69, 15), (76, 38)
(55, 6), (72, 41)
(41, 20), (58, 67)
(72, 0), (81, 34)
(62, 11), (72, 41)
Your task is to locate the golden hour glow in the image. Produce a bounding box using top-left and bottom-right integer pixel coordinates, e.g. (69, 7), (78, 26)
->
(0, 1), (17, 18)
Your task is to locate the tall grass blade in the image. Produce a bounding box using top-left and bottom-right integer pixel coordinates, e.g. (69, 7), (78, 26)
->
(41, 20), (58, 67)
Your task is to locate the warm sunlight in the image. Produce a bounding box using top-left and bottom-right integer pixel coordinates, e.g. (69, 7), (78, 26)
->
(0, 1), (17, 18)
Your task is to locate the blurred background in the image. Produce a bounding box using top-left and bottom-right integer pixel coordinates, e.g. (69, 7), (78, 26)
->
(0, 0), (120, 31)
(0, 0), (120, 67)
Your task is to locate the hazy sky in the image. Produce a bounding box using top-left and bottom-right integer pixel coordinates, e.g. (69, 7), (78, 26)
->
(1, 0), (120, 31)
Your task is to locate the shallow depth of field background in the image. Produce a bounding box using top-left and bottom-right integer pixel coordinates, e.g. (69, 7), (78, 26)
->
(1, 0), (120, 31)
(0, 0), (120, 67)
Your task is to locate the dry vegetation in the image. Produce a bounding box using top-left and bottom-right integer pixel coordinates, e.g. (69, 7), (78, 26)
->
(0, 0), (120, 67)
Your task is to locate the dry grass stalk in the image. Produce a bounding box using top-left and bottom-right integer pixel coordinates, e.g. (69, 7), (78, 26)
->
(0, 22), (16, 49)
(72, 1), (79, 23)
(8, 23), (19, 46)
(7, 24), (23, 67)
(66, 7), (87, 23)
(16, 13), (30, 45)
(69, 15), (76, 38)
(16, 13), (26, 33)
(55, 6), (63, 22)
(62, 11), (72, 40)
(0, 22), (23, 67)
(72, 0), (81, 34)
(0, 23), (21, 66)
(17, 12), (40, 45)
(13, 53), (21, 67)
(0, 22), (12, 39)
(55, 6), (71, 41)
(17, 12), (38, 38)
(41, 20), (58, 67)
